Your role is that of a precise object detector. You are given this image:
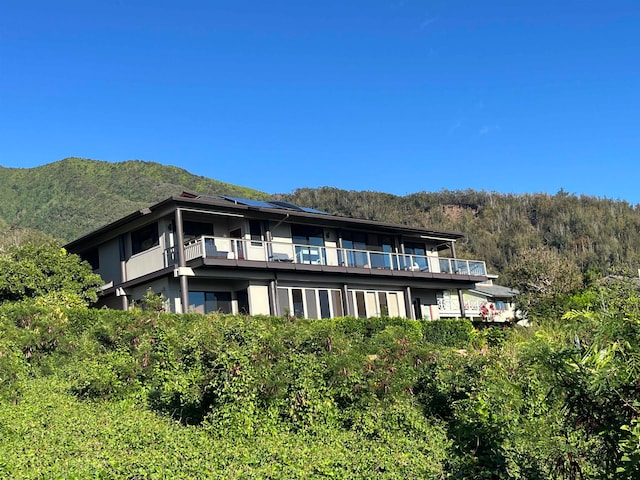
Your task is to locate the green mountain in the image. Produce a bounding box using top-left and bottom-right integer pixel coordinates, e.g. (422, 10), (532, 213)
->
(0, 158), (269, 241)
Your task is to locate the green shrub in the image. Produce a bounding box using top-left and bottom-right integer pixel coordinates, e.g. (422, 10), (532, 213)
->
(422, 319), (475, 347)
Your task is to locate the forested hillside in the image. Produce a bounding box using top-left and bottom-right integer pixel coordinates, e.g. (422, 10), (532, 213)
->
(2, 158), (640, 276)
(0, 158), (268, 241)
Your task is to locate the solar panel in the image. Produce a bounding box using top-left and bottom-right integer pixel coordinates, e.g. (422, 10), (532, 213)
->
(300, 207), (330, 215)
(220, 195), (280, 208)
(220, 195), (330, 214)
(267, 200), (303, 211)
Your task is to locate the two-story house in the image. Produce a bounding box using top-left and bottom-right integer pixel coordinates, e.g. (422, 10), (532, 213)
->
(65, 193), (489, 319)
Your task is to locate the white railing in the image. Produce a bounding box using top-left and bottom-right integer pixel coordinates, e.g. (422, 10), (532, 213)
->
(182, 236), (487, 276)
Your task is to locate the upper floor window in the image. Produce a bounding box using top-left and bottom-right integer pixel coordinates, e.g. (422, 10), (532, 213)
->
(291, 224), (324, 246)
(342, 231), (393, 252)
(249, 220), (263, 246)
(84, 248), (100, 270)
(183, 221), (214, 238)
(131, 223), (159, 255)
(404, 241), (426, 256)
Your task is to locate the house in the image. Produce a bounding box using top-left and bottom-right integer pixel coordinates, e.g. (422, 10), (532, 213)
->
(65, 193), (490, 319)
(436, 276), (520, 323)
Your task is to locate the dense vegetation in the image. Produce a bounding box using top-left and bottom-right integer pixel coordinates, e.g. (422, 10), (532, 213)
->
(1, 233), (639, 478)
(1, 278), (639, 478)
(0, 158), (268, 241)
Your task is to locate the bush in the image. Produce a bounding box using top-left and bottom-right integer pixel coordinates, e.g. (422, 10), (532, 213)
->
(422, 319), (475, 347)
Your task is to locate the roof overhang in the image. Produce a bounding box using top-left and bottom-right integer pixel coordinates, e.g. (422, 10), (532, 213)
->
(65, 195), (465, 251)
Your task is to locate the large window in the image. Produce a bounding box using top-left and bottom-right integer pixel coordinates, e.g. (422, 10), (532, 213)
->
(291, 225), (326, 264)
(277, 287), (343, 319)
(188, 291), (232, 314)
(183, 221), (214, 238)
(349, 289), (403, 318)
(131, 223), (159, 255)
(340, 231), (394, 268)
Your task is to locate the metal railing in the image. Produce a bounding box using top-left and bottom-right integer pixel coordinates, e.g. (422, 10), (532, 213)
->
(179, 235), (487, 276)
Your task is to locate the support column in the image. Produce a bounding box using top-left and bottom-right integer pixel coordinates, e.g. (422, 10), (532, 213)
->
(457, 289), (466, 318)
(342, 284), (351, 316)
(404, 286), (416, 320)
(175, 208), (190, 313)
(118, 235), (129, 310)
(269, 278), (278, 316)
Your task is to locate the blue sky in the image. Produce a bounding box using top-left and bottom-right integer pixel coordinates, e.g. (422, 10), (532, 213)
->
(1, 1), (639, 204)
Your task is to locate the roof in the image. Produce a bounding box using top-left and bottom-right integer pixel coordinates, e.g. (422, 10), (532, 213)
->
(65, 193), (466, 250)
(471, 284), (519, 299)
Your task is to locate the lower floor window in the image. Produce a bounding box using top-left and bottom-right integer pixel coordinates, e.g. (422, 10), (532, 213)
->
(189, 291), (232, 314)
(349, 289), (401, 318)
(277, 287), (344, 319)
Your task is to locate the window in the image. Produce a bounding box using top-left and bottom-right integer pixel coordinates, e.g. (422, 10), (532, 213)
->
(291, 225), (326, 264)
(277, 287), (343, 319)
(291, 225), (324, 246)
(332, 290), (344, 317)
(84, 248), (100, 270)
(189, 291), (232, 314)
(348, 289), (403, 318)
(183, 221), (214, 238)
(404, 241), (426, 256)
(292, 289), (304, 318)
(237, 290), (250, 314)
(131, 223), (159, 255)
(319, 290), (331, 319)
(378, 292), (388, 316)
(249, 220), (262, 246)
(355, 291), (366, 318)
(305, 289), (318, 319)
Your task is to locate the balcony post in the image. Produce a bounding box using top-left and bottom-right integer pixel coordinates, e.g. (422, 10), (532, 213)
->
(175, 208), (190, 313)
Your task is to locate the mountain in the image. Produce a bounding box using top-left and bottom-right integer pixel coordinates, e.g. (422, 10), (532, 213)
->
(2, 158), (640, 276)
(0, 158), (269, 241)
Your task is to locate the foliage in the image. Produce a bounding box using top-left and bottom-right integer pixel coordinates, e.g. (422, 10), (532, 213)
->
(504, 246), (583, 322)
(0, 158), (270, 241)
(0, 243), (102, 305)
(422, 318), (475, 347)
(1, 278), (640, 478)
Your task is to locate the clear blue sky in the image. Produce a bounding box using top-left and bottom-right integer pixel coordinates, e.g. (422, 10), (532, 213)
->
(2, 1), (639, 203)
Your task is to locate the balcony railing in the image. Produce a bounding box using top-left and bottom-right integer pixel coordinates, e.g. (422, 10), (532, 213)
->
(176, 236), (487, 276)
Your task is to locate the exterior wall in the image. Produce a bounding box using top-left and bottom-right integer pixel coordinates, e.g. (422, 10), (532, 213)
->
(96, 237), (121, 285)
(126, 245), (167, 279)
(248, 285), (271, 315)
(129, 278), (172, 311)
(412, 289), (440, 320)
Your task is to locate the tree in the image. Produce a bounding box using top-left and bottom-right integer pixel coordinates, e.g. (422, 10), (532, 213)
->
(504, 246), (582, 321)
(0, 243), (103, 305)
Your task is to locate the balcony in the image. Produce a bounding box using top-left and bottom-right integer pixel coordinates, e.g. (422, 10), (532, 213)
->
(176, 236), (487, 277)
